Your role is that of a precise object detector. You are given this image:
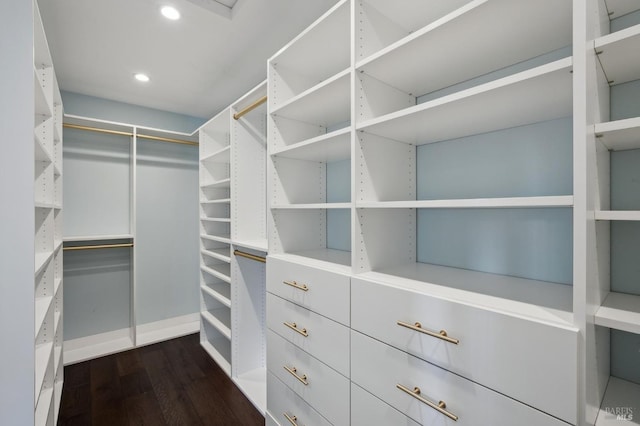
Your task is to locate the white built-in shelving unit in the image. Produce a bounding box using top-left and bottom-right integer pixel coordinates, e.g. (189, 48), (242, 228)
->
(199, 82), (268, 413)
(583, 0), (640, 424)
(33, 2), (64, 424)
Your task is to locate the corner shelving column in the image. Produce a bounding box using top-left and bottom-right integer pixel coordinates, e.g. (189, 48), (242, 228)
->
(199, 109), (232, 374)
(33, 1), (63, 424)
(584, 0), (640, 423)
(230, 82), (268, 413)
(267, 0), (352, 271)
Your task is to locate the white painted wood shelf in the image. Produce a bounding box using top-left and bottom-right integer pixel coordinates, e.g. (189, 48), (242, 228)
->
(595, 292), (640, 335)
(201, 198), (231, 205)
(356, 0), (571, 100)
(595, 210), (640, 221)
(201, 234), (232, 245)
(201, 248), (231, 263)
(270, 127), (350, 162)
(358, 58), (573, 145)
(271, 202), (351, 209)
(356, 196), (574, 209)
(595, 117), (640, 151)
(201, 283), (231, 308)
(595, 23), (640, 86)
(271, 249), (352, 272)
(201, 339), (231, 375)
(201, 264), (231, 284)
(201, 145), (231, 163)
(201, 309), (231, 340)
(200, 217), (231, 223)
(201, 178), (231, 189)
(63, 234), (133, 242)
(596, 377), (640, 425)
(604, 0), (640, 18)
(232, 239), (268, 253)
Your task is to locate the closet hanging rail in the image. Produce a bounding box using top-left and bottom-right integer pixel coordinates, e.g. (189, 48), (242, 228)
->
(233, 249), (266, 263)
(63, 123), (198, 146)
(233, 95), (267, 120)
(63, 243), (134, 251)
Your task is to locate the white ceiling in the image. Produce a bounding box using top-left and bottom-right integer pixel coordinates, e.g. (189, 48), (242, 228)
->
(38, 0), (339, 119)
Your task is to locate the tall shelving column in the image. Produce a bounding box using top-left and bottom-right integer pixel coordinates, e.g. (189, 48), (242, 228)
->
(33, 1), (63, 424)
(230, 82), (268, 413)
(582, 0), (640, 424)
(199, 109), (233, 374)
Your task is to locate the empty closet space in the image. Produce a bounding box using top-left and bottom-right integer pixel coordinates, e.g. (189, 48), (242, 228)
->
(589, 1), (640, 423)
(62, 117), (200, 365)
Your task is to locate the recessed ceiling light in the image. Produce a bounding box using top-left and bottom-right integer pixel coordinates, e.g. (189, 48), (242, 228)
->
(134, 73), (150, 83)
(161, 6), (180, 20)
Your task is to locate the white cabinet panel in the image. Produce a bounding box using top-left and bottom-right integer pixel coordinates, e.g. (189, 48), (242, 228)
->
(267, 293), (349, 376)
(351, 277), (578, 424)
(267, 371), (332, 426)
(267, 330), (349, 426)
(267, 256), (350, 325)
(351, 330), (569, 426)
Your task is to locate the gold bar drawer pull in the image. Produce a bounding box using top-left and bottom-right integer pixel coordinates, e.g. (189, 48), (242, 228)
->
(397, 320), (459, 345)
(284, 321), (308, 337)
(283, 412), (299, 426)
(284, 365), (309, 385)
(397, 384), (458, 421)
(283, 280), (309, 291)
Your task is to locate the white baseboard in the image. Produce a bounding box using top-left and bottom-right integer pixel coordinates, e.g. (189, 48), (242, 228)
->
(135, 312), (200, 347)
(64, 328), (134, 365)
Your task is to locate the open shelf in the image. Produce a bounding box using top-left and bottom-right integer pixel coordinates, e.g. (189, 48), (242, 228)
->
(596, 377), (640, 425)
(34, 385), (53, 426)
(233, 367), (267, 415)
(201, 145), (231, 163)
(605, 0), (640, 18)
(201, 248), (231, 263)
(356, 0), (570, 106)
(201, 264), (231, 284)
(34, 296), (53, 336)
(357, 196), (574, 209)
(200, 339), (231, 376)
(201, 283), (231, 308)
(201, 178), (231, 190)
(63, 234), (134, 242)
(201, 308), (231, 340)
(201, 234), (232, 245)
(33, 68), (52, 118)
(271, 203), (351, 209)
(271, 68), (350, 126)
(271, 249), (352, 273)
(595, 117), (640, 151)
(200, 217), (231, 223)
(269, 0), (350, 106)
(34, 342), (53, 400)
(232, 239), (268, 252)
(271, 127), (350, 162)
(201, 198), (231, 205)
(595, 23), (640, 86)
(595, 292), (640, 334)
(361, 262), (574, 327)
(596, 210), (640, 221)
(35, 251), (53, 276)
(358, 58), (572, 145)
(34, 132), (51, 163)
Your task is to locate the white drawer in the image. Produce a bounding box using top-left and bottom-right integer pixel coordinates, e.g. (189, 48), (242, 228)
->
(351, 330), (569, 426)
(267, 330), (349, 426)
(351, 382), (420, 426)
(351, 277), (577, 424)
(267, 256), (350, 325)
(267, 371), (332, 426)
(267, 292), (350, 376)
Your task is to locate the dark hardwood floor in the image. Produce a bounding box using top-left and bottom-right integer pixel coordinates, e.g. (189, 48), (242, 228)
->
(58, 333), (265, 426)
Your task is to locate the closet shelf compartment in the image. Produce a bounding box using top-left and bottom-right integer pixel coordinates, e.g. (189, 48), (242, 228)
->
(271, 203), (351, 209)
(596, 377), (640, 425)
(356, 0), (571, 100)
(34, 342), (53, 401)
(201, 264), (231, 284)
(34, 202), (54, 210)
(201, 339), (231, 375)
(201, 283), (231, 308)
(63, 234), (133, 242)
(201, 234), (232, 245)
(33, 69), (52, 118)
(595, 118), (640, 151)
(595, 23), (640, 86)
(595, 210), (640, 221)
(201, 309), (231, 340)
(360, 262), (574, 327)
(232, 239), (268, 252)
(35, 251), (53, 276)
(270, 127), (350, 162)
(200, 217), (231, 223)
(232, 367), (267, 415)
(604, 0), (640, 18)
(271, 250), (352, 273)
(34, 386), (53, 426)
(201, 145), (231, 163)
(595, 292), (640, 334)
(271, 68), (350, 127)
(201, 178), (231, 189)
(201, 198), (231, 205)
(356, 196), (574, 209)
(201, 248), (231, 263)
(34, 133), (51, 163)
(357, 58), (573, 145)
(34, 296), (53, 336)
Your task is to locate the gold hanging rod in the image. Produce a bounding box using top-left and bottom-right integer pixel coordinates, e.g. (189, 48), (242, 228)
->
(63, 123), (133, 137)
(233, 95), (267, 120)
(63, 123), (198, 146)
(63, 243), (134, 251)
(137, 133), (199, 146)
(233, 249), (266, 263)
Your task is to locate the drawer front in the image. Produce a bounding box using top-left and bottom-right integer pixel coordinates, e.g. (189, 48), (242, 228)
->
(267, 371), (332, 426)
(351, 330), (569, 426)
(267, 330), (349, 426)
(267, 292), (350, 376)
(351, 277), (577, 424)
(351, 382), (420, 426)
(267, 256), (350, 325)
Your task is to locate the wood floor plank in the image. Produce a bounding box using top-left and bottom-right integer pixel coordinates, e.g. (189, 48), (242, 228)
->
(116, 349), (144, 376)
(58, 384), (91, 421)
(90, 355), (127, 426)
(162, 337), (206, 386)
(64, 361), (90, 388)
(125, 392), (168, 426)
(120, 369), (153, 399)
